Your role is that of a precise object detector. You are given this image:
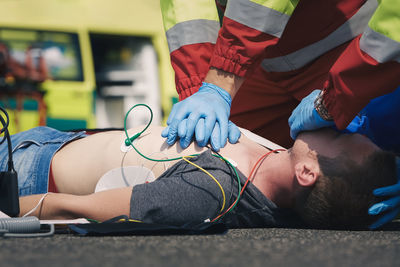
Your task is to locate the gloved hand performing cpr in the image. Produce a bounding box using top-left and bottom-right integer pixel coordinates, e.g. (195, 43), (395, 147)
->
(162, 82), (241, 151)
(289, 90), (335, 139)
(368, 158), (400, 229)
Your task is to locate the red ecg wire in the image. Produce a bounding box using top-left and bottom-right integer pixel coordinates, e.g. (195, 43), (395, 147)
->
(211, 148), (286, 222)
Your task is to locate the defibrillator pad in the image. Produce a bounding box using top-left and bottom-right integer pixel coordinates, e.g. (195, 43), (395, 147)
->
(95, 166), (156, 192)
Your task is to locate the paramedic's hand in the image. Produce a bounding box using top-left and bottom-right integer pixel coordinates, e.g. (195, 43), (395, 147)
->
(162, 82), (239, 151)
(368, 158), (400, 229)
(289, 90), (335, 139)
(182, 119), (241, 151)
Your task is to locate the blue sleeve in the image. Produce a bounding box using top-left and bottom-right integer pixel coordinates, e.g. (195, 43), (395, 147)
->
(343, 86), (400, 154)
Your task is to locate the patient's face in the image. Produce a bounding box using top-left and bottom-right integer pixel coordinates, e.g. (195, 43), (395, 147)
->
(290, 128), (380, 163)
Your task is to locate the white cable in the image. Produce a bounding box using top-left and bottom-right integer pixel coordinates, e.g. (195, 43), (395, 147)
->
(22, 193), (51, 218)
(145, 150), (170, 172)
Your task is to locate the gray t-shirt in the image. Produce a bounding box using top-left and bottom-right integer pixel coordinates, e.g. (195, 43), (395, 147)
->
(130, 150), (300, 228)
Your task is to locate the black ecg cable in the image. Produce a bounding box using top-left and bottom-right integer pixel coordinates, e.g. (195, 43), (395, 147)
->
(0, 106), (14, 172)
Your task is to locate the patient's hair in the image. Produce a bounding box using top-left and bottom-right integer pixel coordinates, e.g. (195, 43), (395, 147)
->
(294, 150), (397, 230)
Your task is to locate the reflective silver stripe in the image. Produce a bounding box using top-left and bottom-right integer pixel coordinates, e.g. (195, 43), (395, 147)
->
(261, 0), (378, 72)
(166, 19), (220, 53)
(360, 26), (400, 63)
(225, 0), (290, 38)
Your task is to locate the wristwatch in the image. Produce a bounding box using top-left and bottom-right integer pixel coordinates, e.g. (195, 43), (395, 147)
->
(314, 90), (333, 121)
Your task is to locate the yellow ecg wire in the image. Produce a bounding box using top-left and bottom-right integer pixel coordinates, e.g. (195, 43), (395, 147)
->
(117, 218), (143, 223)
(182, 156), (226, 212)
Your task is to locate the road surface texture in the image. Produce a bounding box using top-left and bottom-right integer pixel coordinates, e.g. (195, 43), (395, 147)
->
(1, 221), (399, 267)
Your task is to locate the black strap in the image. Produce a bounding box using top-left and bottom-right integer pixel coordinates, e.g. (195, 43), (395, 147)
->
(68, 215), (228, 236)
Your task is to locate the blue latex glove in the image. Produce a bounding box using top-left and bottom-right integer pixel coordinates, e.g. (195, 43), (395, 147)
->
(161, 82), (240, 151)
(368, 157), (400, 229)
(289, 90), (335, 139)
(190, 119), (241, 150)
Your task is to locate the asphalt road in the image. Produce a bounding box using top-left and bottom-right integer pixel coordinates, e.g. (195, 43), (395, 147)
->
(1, 222), (399, 267)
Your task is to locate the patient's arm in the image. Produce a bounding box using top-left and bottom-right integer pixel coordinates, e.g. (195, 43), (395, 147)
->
(19, 187), (133, 222)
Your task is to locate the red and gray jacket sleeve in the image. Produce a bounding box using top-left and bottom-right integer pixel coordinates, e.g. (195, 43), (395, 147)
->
(160, 0), (221, 100)
(323, 0), (400, 129)
(160, 0), (297, 100)
(210, 0), (297, 77)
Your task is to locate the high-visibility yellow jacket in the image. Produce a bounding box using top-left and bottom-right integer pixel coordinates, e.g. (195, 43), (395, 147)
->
(161, 0), (400, 129)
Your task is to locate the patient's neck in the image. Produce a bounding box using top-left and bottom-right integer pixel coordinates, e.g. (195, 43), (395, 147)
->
(251, 149), (296, 208)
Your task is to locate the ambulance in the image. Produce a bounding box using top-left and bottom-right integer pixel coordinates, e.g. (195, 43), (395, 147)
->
(0, 0), (176, 133)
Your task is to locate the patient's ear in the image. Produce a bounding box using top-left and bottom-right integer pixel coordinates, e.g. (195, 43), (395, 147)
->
(294, 162), (319, 187)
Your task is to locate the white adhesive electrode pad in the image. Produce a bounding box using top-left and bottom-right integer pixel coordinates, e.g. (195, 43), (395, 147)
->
(95, 166), (156, 192)
(120, 140), (134, 152)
